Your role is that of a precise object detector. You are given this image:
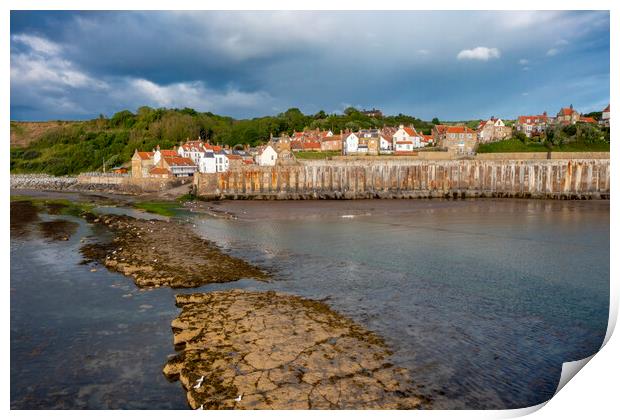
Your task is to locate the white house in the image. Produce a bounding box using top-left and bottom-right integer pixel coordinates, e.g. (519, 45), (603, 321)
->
(393, 125), (422, 153)
(198, 152), (216, 173)
(214, 152), (229, 173)
(379, 134), (393, 152)
(344, 132), (360, 154)
(178, 141), (210, 164)
(255, 145), (278, 166)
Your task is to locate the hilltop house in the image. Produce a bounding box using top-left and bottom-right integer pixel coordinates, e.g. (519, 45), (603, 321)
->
(556, 106), (580, 125)
(600, 104), (610, 127)
(515, 113), (549, 138)
(477, 118), (512, 143)
(433, 125), (477, 154)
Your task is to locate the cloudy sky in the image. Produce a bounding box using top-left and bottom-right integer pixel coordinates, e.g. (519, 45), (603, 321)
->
(10, 10), (610, 121)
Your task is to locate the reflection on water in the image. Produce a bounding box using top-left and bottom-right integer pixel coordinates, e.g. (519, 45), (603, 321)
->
(191, 199), (609, 409)
(10, 197), (609, 409)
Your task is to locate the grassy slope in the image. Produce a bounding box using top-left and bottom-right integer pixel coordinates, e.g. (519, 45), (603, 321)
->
(477, 139), (610, 153)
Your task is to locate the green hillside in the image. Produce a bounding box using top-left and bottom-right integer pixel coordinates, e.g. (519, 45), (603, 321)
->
(10, 106), (435, 176)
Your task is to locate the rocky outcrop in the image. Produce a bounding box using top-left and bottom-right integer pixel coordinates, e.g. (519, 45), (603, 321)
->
(163, 290), (427, 409)
(80, 214), (268, 288)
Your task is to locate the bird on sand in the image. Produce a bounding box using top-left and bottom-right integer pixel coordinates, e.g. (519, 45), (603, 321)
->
(234, 393), (243, 402)
(193, 376), (205, 389)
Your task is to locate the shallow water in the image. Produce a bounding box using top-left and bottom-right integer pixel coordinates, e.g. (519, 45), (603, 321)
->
(190, 199), (610, 409)
(10, 197), (609, 409)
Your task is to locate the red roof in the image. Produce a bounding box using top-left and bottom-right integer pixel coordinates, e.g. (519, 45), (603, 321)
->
(242, 158), (254, 165)
(603, 104), (610, 112)
(228, 154), (242, 160)
(135, 151), (153, 159)
(322, 135), (342, 142)
(302, 141), (321, 150)
(164, 156), (195, 166)
(149, 167), (171, 175)
(518, 115), (547, 124)
(559, 107), (576, 116)
(445, 126), (475, 134)
(402, 127), (417, 136)
(396, 140), (413, 144)
(580, 116), (596, 123)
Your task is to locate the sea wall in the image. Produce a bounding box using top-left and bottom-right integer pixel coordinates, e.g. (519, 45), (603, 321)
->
(11, 174), (79, 191)
(11, 173), (189, 194)
(194, 159), (610, 200)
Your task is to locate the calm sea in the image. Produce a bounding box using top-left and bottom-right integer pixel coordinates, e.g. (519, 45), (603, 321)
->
(11, 197), (609, 409)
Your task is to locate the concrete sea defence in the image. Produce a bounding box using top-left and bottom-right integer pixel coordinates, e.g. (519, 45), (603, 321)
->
(194, 159), (610, 200)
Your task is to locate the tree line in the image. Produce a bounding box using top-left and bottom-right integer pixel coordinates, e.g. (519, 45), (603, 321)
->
(10, 106), (438, 175)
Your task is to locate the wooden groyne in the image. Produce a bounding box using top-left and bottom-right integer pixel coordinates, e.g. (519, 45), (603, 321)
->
(194, 159), (610, 200)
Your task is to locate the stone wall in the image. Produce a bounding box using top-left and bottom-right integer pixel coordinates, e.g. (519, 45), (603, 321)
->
(11, 174), (78, 191)
(11, 173), (189, 194)
(194, 159), (610, 200)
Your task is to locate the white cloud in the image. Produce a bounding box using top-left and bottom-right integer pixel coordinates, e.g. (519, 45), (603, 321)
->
(457, 47), (501, 61)
(522, 92), (529, 96)
(12, 34), (61, 55)
(556, 39), (570, 46)
(546, 48), (559, 56)
(417, 49), (429, 55)
(522, 67), (530, 72)
(519, 58), (529, 65)
(125, 78), (272, 110)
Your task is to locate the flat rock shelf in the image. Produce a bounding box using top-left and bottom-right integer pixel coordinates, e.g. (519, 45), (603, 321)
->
(80, 214), (268, 288)
(163, 290), (427, 409)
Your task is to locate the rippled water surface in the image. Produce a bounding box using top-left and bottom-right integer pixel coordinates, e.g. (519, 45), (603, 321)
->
(11, 197), (609, 409)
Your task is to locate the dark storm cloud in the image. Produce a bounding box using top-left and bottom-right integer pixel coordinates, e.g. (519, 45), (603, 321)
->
(10, 10), (610, 121)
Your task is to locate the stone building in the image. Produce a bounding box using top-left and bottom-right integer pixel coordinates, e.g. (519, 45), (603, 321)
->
(477, 118), (512, 143)
(556, 105), (581, 125)
(433, 125), (477, 154)
(600, 104), (610, 128)
(515, 113), (549, 138)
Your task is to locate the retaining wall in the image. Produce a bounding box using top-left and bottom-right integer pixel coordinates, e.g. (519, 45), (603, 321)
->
(194, 159), (610, 200)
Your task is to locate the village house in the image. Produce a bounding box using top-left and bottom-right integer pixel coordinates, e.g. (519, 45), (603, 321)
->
(269, 134), (291, 154)
(477, 118), (512, 143)
(379, 133), (393, 152)
(131, 146), (185, 178)
(178, 140), (209, 164)
(344, 132), (361, 154)
(515, 113), (549, 138)
(600, 104), (610, 127)
(320, 134), (343, 152)
(393, 125), (423, 154)
(433, 125), (477, 154)
(556, 105), (581, 125)
(254, 144), (278, 166)
(579, 116), (597, 124)
(421, 134), (434, 146)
